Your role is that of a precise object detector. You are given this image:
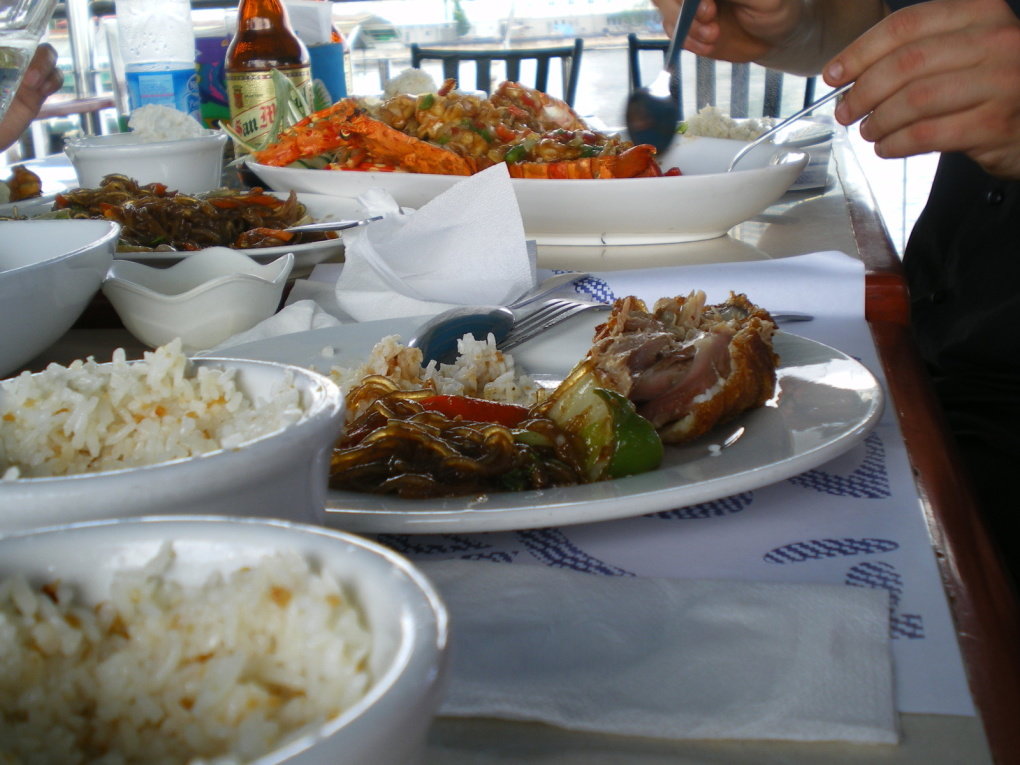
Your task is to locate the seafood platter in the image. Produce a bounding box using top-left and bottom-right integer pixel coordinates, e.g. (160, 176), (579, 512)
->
(245, 81), (808, 245)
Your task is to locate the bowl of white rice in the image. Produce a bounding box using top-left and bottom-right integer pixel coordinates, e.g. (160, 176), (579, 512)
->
(64, 106), (229, 192)
(0, 218), (120, 378)
(0, 340), (346, 533)
(0, 515), (449, 765)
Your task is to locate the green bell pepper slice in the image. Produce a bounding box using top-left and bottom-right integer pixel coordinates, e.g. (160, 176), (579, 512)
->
(593, 389), (664, 478)
(539, 359), (663, 481)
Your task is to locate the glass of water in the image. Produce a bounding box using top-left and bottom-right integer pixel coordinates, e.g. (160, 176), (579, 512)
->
(0, 0), (60, 122)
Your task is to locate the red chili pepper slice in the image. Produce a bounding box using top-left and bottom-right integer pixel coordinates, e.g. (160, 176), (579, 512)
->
(507, 104), (529, 120)
(419, 395), (531, 428)
(207, 194), (281, 209)
(494, 123), (519, 143)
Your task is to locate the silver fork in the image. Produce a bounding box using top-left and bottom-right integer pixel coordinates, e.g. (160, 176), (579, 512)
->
(497, 299), (611, 352)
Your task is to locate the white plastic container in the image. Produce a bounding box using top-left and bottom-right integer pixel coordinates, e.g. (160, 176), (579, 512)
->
(116, 0), (200, 121)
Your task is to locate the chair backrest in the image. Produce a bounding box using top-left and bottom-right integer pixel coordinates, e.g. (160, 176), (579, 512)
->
(626, 33), (817, 122)
(410, 39), (584, 107)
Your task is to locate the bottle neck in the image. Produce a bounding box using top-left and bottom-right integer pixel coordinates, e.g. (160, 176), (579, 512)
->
(236, 0), (293, 29)
(227, 0), (312, 71)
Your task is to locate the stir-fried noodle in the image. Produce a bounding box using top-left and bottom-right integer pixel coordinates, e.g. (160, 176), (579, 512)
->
(330, 376), (586, 499)
(52, 174), (337, 251)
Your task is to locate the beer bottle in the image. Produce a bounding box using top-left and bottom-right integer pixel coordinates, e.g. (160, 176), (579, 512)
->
(225, 0), (313, 151)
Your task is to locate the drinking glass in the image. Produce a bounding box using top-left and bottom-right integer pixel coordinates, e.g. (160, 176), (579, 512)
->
(0, 0), (60, 122)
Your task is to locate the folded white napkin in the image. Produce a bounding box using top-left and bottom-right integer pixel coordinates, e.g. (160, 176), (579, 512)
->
(421, 560), (898, 744)
(206, 299), (341, 353)
(335, 163), (536, 321)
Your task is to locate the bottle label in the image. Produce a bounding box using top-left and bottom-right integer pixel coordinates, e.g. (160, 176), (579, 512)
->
(126, 67), (201, 121)
(225, 68), (313, 150)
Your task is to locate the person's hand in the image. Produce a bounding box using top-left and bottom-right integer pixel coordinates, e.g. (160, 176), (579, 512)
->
(825, 0), (1020, 179)
(651, 0), (797, 63)
(650, 0), (885, 75)
(0, 43), (64, 153)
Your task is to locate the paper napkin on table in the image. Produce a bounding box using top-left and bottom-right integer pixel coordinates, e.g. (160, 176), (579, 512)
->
(421, 560), (898, 744)
(334, 163), (536, 321)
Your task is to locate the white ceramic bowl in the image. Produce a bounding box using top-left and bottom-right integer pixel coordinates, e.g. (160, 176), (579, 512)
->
(246, 141), (807, 245)
(64, 130), (230, 192)
(102, 247), (295, 352)
(0, 357), (345, 533)
(0, 516), (449, 765)
(0, 218), (120, 377)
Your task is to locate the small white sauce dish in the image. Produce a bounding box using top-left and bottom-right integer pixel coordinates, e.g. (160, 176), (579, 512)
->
(64, 130), (230, 192)
(102, 247), (295, 352)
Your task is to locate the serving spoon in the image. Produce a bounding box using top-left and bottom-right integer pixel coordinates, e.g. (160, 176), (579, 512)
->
(284, 215), (384, 233)
(407, 272), (590, 365)
(726, 83), (853, 171)
(624, 0), (699, 154)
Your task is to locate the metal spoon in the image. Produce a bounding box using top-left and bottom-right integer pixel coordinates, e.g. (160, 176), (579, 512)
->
(284, 215), (383, 233)
(726, 83), (853, 171)
(407, 272), (590, 365)
(624, 0), (699, 154)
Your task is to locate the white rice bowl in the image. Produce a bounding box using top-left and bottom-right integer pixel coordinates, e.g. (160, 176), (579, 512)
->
(0, 516), (449, 765)
(0, 343), (346, 533)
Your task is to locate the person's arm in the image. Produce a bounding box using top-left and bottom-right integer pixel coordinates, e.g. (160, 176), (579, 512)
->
(651, 0), (888, 75)
(824, 0), (1020, 178)
(0, 43), (64, 153)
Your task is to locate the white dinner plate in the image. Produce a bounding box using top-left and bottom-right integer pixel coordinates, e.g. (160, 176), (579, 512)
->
(245, 139), (807, 247)
(0, 162), (71, 218)
(112, 192), (359, 277)
(0, 190), (63, 219)
(220, 311), (884, 534)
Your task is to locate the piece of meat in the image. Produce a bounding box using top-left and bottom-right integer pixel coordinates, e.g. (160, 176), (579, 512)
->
(585, 292), (778, 444)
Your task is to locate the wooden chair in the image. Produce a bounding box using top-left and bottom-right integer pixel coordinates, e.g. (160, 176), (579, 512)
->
(410, 38), (584, 107)
(627, 33), (817, 121)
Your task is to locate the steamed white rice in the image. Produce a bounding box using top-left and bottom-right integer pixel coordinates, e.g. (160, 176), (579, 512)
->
(682, 105), (775, 141)
(127, 105), (208, 143)
(0, 340), (304, 480)
(0, 543), (372, 765)
(383, 67), (439, 99)
(329, 333), (546, 409)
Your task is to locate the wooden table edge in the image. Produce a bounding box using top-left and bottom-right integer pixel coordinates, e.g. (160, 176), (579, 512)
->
(836, 135), (1020, 763)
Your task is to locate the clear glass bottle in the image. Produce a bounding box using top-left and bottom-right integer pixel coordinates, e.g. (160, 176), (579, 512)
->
(225, 0), (312, 150)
